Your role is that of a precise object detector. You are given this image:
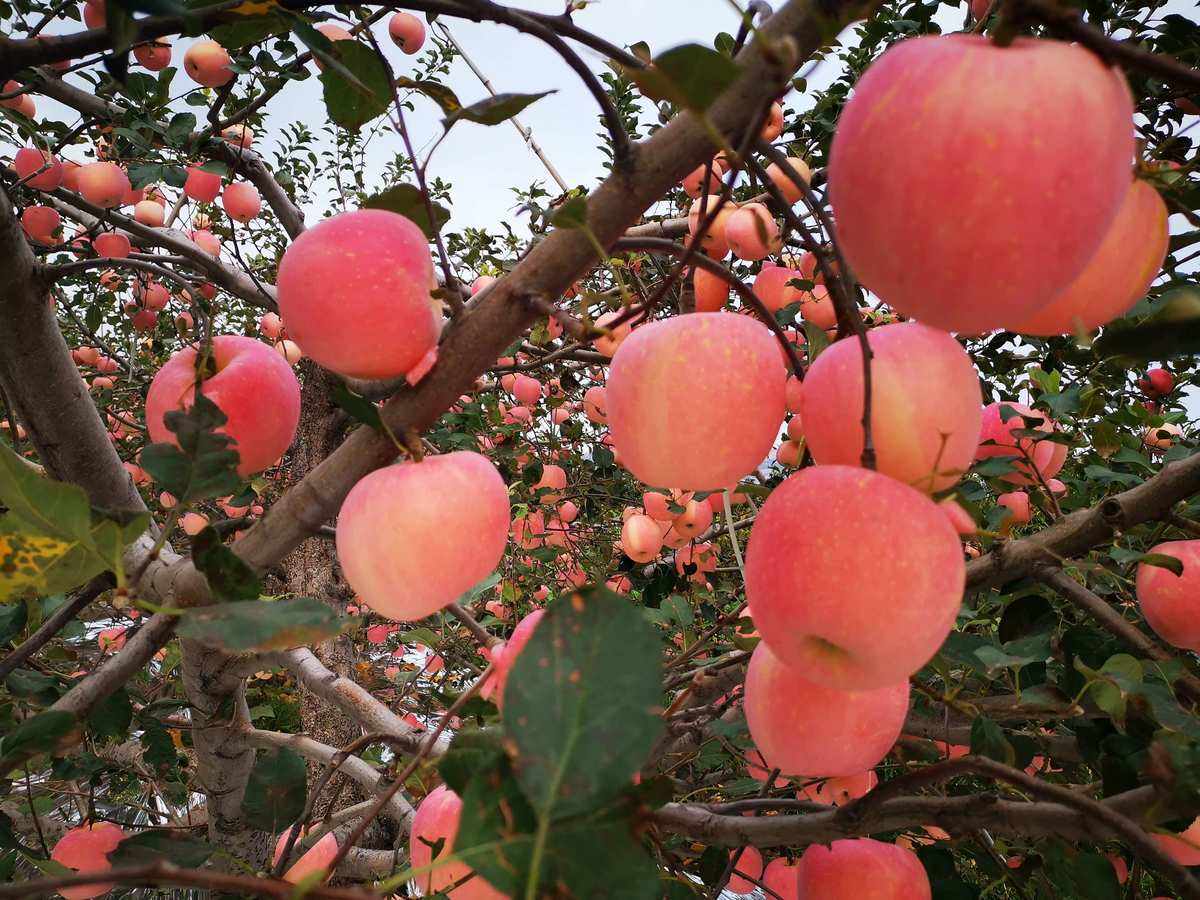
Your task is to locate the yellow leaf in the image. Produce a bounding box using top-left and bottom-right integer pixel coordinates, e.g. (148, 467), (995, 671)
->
(0, 531), (78, 602)
(228, 0), (278, 16)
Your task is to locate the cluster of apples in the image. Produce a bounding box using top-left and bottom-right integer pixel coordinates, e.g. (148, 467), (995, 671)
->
(828, 34), (1164, 338)
(48, 819), (339, 899)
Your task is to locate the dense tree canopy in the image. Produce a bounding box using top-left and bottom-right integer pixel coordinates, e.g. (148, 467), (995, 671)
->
(2, 0), (1200, 897)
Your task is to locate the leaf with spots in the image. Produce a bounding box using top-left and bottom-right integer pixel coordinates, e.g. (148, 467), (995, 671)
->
(503, 586), (663, 819)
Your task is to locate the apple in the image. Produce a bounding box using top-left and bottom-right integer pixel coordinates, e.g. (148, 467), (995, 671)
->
(976, 402), (1065, 485)
(725, 203), (781, 261)
(761, 857), (801, 900)
(800, 323), (982, 492)
(21, 205), (60, 243)
(487, 608), (544, 708)
(1145, 421), (1183, 451)
(76, 162), (130, 208)
(828, 35), (1134, 333)
(744, 641), (909, 777)
(13, 146), (63, 190)
(752, 263), (803, 313)
(145, 335), (301, 477)
(337, 452), (510, 621)
(184, 40), (234, 88)
(798, 838), (931, 899)
(1008, 179), (1168, 335)
(606, 313), (786, 490)
(797, 769), (878, 806)
(693, 266), (729, 312)
(728, 847), (765, 894)
(744, 465), (964, 689)
(681, 156), (728, 197)
(273, 829), (338, 885)
(133, 199), (165, 227)
(50, 822), (126, 900)
(276, 209), (439, 380)
(997, 491), (1031, 527)
(583, 386), (607, 424)
(765, 156), (811, 204)
(410, 785), (508, 899)
(621, 514), (663, 563)
(183, 166), (221, 203)
(222, 182), (261, 223)
(133, 40), (171, 71)
(389, 12), (427, 54)
(1136, 540), (1200, 651)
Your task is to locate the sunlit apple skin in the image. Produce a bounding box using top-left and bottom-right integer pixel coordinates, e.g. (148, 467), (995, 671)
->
(184, 165), (221, 203)
(276, 209), (438, 379)
(50, 822), (126, 900)
(744, 466), (964, 689)
(800, 323), (982, 492)
(336, 452), (510, 622)
(133, 40), (171, 71)
(273, 830), (338, 885)
(621, 513), (663, 563)
(1136, 540), (1200, 652)
(976, 402), (1064, 486)
(828, 35), (1134, 333)
(744, 641), (909, 777)
(1008, 179), (1167, 336)
(693, 266), (729, 312)
(606, 313), (786, 490)
(410, 785), (509, 899)
(145, 335), (301, 477)
(798, 838), (932, 899)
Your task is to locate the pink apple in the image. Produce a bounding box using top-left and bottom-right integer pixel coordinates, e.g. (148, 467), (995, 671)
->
(1137, 540), (1200, 652)
(336, 452), (510, 621)
(145, 335), (301, 477)
(410, 785), (507, 899)
(50, 822), (126, 900)
(798, 838), (931, 899)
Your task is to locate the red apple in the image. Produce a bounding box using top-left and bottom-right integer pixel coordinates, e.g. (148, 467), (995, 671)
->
(1137, 540), (1200, 652)
(410, 785), (508, 899)
(50, 822), (126, 900)
(798, 838), (931, 899)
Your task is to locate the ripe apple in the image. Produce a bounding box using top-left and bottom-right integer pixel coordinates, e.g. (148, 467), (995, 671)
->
(273, 829), (338, 885)
(976, 402), (1065, 485)
(133, 40), (171, 71)
(606, 313), (786, 490)
(184, 40), (234, 88)
(410, 785), (508, 899)
(388, 12), (426, 54)
(337, 452), (510, 621)
(828, 35), (1134, 333)
(1136, 540), (1200, 651)
(1009, 180), (1168, 335)
(13, 146), (63, 190)
(76, 162), (130, 208)
(744, 641), (909, 777)
(801, 323), (982, 492)
(798, 838), (931, 899)
(276, 209), (439, 380)
(487, 608), (544, 708)
(145, 335), (301, 477)
(744, 465), (964, 689)
(50, 822), (126, 900)
(621, 514), (663, 563)
(222, 181), (261, 223)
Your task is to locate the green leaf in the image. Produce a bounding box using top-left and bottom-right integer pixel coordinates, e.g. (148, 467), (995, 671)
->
(318, 40), (393, 131)
(361, 184), (450, 240)
(87, 687), (132, 741)
(139, 394), (242, 502)
(242, 747), (306, 834)
(176, 596), (342, 651)
(108, 829), (215, 868)
(969, 716), (1014, 766)
(1139, 552), (1185, 576)
(164, 112), (196, 144)
(7, 668), (62, 705)
(623, 43), (742, 112)
(551, 196), (589, 230)
(211, 11), (291, 49)
(0, 601), (26, 645)
(802, 319), (829, 363)
(503, 587), (663, 819)
(191, 527), (262, 602)
(0, 710), (77, 764)
(0, 442), (93, 545)
(1094, 287), (1200, 361)
(444, 91), (555, 130)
